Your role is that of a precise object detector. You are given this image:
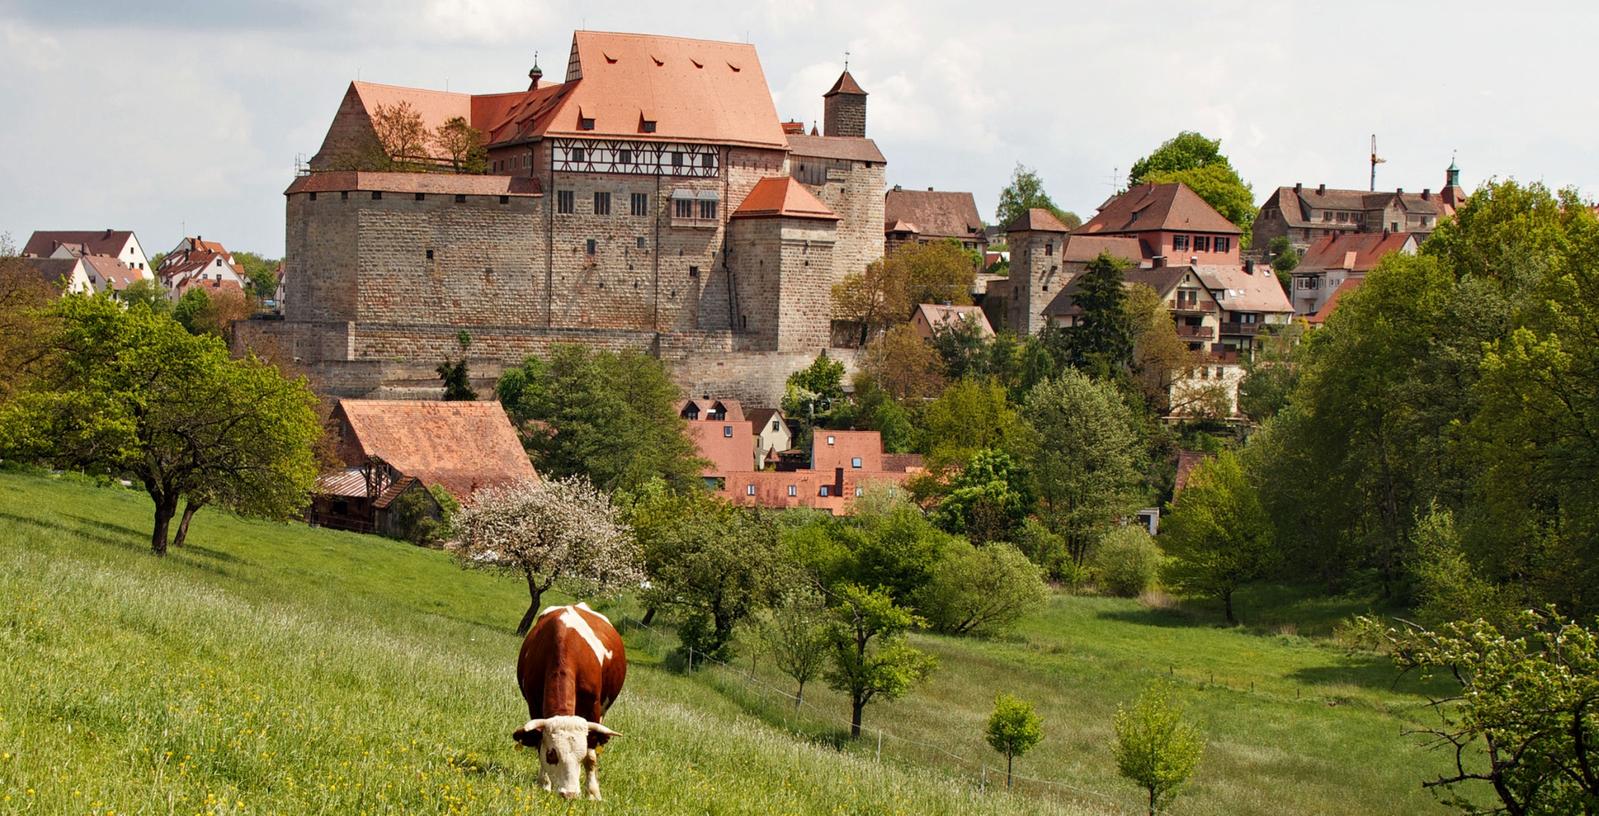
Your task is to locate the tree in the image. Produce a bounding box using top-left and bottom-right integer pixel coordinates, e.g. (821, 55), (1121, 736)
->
(437, 331), (477, 401)
(995, 163), (1079, 229)
(1126, 283), (1199, 413)
(630, 485), (789, 661)
(832, 241), (975, 344)
(1235, 319), (1304, 423)
(757, 586), (832, 710)
(1022, 370), (1145, 565)
(433, 116), (488, 174)
(1065, 252), (1135, 376)
(119, 279), (170, 313)
(1375, 609), (1599, 816)
(369, 101), (430, 169)
(233, 251), (280, 301)
(782, 351), (847, 425)
(928, 313), (993, 381)
(919, 378), (1026, 469)
(1161, 450), (1274, 623)
(929, 448), (1032, 544)
(1129, 131), (1255, 243)
(495, 345), (704, 493)
(1114, 681), (1204, 816)
(918, 541), (1046, 637)
(389, 487), (445, 547)
(857, 324), (945, 401)
(1093, 526), (1163, 597)
(448, 476), (642, 635)
(832, 487), (951, 607)
(835, 374), (917, 454)
(986, 693), (1044, 791)
(0, 295), (320, 554)
(172, 287), (253, 342)
(824, 583), (936, 738)
(0, 255), (58, 404)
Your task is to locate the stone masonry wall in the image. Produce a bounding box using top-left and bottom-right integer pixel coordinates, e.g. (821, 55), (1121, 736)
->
(285, 193), (359, 325)
(798, 158), (885, 290)
(823, 95), (866, 138)
(1006, 229), (1067, 335)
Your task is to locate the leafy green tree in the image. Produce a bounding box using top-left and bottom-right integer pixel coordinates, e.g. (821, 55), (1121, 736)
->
(1065, 252), (1135, 377)
(1022, 370), (1145, 565)
(782, 351), (847, 425)
(1161, 450), (1274, 623)
(233, 251), (280, 300)
(1129, 131), (1255, 243)
(0, 295), (320, 555)
(918, 378), (1025, 469)
(432, 116), (488, 174)
(1375, 609), (1599, 816)
(1012, 518), (1074, 584)
(389, 487), (445, 547)
(995, 163), (1079, 229)
(1235, 320), (1304, 423)
(857, 324), (945, 401)
(832, 241), (976, 344)
(1126, 282), (1196, 413)
(929, 448), (1032, 544)
(832, 488), (952, 607)
(757, 586), (832, 710)
(437, 331), (476, 401)
(928, 313), (993, 380)
(1113, 681), (1205, 816)
(1093, 526), (1163, 597)
(119, 278), (170, 313)
(448, 476), (642, 634)
(1268, 236), (1300, 295)
(986, 693), (1044, 790)
(630, 485), (790, 661)
(170, 286), (252, 341)
(824, 583), (937, 738)
(495, 345), (703, 493)
(917, 541), (1046, 637)
(845, 374), (917, 453)
(0, 255), (58, 403)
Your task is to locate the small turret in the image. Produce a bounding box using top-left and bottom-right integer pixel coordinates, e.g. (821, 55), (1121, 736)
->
(528, 52), (543, 90)
(822, 70), (867, 138)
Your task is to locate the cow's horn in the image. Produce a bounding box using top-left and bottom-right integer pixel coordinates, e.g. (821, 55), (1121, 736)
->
(587, 722), (622, 738)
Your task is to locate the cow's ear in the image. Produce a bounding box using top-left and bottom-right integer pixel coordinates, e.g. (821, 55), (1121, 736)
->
(587, 730), (611, 749)
(512, 719), (545, 747)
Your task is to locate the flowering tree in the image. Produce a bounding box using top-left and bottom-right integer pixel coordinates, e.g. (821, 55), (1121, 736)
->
(449, 477), (643, 634)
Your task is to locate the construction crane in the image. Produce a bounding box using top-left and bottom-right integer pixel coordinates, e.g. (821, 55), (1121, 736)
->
(1370, 134), (1386, 192)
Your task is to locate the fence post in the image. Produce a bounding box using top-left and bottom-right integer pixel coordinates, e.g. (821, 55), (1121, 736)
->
(876, 729), (882, 762)
(981, 765), (987, 792)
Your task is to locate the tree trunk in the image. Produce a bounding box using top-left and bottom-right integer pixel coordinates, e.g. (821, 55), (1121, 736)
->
(641, 607), (657, 627)
(172, 498), (206, 548)
(1147, 787), (1157, 816)
(150, 492), (179, 556)
(794, 680), (805, 712)
(1006, 752), (1014, 791)
(850, 695), (865, 739)
(516, 570), (545, 636)
(1223, 589), (1236, 625)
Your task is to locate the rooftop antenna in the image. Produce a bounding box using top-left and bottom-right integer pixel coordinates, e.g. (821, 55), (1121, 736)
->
(1108, 166), (1121, 195)
(1369, 134), (1386, 192)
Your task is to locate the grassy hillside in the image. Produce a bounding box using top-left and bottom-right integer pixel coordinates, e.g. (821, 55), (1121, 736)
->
(0, 472), (1463, 814)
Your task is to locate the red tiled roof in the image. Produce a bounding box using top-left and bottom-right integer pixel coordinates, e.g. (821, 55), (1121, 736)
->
(1173, 450), (1211, 495)
(23, 229), (134, 258)
(1297, 231), (1415, 273)
(1060, 235), (1145, 264)
(331, 399), (538, 502)
(19, 258), (80, 291)
(731, 177), (838, 221)
(1192, 264), (1294, 315)
(80, 255), (145, 291)
(786, 133), (886, 163)
(812, 430), (883, 473)
(536, 31), (788, 148)
(1077, 183), (1240, 236)
(677, 398), (746, 423)
(285, 172), (542, 197)
(913, 303), (993, 337)
(746, 407), (784, 433)
(350, 81), (472, 163)
(1005, 208), (1072, 233)
(885, 189), (983, 241)
(685, 421), (754, 476)
(1308, 277), (1365, 325)
(882, 453), (924, 473)
(824, 70), (866, 97)
(1268, 185), (1451, 228)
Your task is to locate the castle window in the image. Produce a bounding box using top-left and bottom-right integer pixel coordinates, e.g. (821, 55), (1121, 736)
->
(557, 190), (574, 214)
(641, 120), (657, 133)
(425, 249), (434, 260)
(579, 117), (595, 131)
(631, 193), (648, 216)
(698, 199), (717, 220)
(638, 236), (647, 249)
(455, 194), (466, 203)
(619, 149), (632, 165)
(701, 153), (714, 169)
(341, 191), (348, 200)
(571, 147), (586, 163)
(689, 266), (699, 278)
(674, 198), (694, 219)
(594, 192), (611, 215)
(371, 191), (382, 200)
(415, 193), (425, 201)
(672, 152), (683, 168)
(309, 192), (317, 201)
(500, 195), (509, 204)
(1215, 236), (1231, 254)
(1044, 241), (1053, 257)
(1173, 235), (1189, 251)
(586, 239), (597, 256)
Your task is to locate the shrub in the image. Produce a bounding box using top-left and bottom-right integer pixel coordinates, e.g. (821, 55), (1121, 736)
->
(1094, 526), (1162, 597)
(1013, 518), (1073, 583)
(1113, 681), (1204, 816)
(918, 541), (1047, 637)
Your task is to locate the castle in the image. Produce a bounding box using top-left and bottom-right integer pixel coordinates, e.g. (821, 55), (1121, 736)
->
(240, 31), (887, 402)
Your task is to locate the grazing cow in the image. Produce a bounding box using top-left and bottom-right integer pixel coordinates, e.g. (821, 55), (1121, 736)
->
(512, 602), (627, 800)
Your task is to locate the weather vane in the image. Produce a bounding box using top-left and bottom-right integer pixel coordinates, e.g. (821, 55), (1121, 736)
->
(844, 50), (850, 71)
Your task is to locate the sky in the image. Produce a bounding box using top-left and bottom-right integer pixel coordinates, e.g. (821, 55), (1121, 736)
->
(2, 0), (1595, 258)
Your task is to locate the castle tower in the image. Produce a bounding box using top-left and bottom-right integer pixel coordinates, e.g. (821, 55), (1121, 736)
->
(1440, 156), (1466, 213)
(1004, 209), (1072, 336)
(823, 70), (867, 138)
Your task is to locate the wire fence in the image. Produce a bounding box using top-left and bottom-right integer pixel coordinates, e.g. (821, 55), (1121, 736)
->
(615, 612), (1136, 816)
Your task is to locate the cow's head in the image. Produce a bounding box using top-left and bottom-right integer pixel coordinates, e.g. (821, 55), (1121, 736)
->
(512, 715), (621, 799)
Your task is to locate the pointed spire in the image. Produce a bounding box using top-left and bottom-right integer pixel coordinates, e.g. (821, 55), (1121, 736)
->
(528, 51), (543, 89)
(1447, 151), (1461, 187)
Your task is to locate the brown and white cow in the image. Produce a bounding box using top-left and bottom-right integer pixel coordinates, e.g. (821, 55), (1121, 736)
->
(511, 602), (627, 800)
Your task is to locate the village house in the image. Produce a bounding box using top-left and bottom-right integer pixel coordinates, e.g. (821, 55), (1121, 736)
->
(19, 251), (149, 299)
(883, 186), (986, 255)
(1252, 161), (1466, 251)
(18, 257), (94, 295)
(157, 236), (249, 298)
(910, 302), (993, 341)
(1290, 231), (1417, 316)
(243, 31), (890, 405)
(1001, 206), (1147, 335)
(23, 229), (152, 271)
(746, 407), (792, 468)
(310, 399), (537, 536)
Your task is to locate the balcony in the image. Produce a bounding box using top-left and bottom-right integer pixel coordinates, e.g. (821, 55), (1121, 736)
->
(1171, 300), (1217, 314)
(1207, 344), (1242, 364)
(1175, 324), (1214, 340)
(1219, 321), (1261, 336)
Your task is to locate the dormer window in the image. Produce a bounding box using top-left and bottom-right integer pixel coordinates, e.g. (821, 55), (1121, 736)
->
(641, 120), (657, 133)
(578, 117), (595, 131)
(722, 425), (734, 438)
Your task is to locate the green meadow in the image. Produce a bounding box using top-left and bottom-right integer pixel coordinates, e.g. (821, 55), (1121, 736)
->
(0, 471), (1468, 814)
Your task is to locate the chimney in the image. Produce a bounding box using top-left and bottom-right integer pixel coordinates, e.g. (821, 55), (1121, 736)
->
(1190, 255), (1199, 266)
(1152, 255), (1166, 268)
(927, 186), (934, 191)
(1422, 188), (1431, 200)
(892, 184), (902, 191)
(104, 228), (112, 238)
(1294, 182), (1302, 193)
(1317, 183), (1325, 195)
(1244, 259), (1255, 274)
(1396, 188), (1404, 194)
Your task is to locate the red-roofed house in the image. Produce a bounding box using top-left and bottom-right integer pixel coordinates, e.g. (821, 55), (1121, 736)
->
(1075, 182), (1242, 264)
(1290, 231), (1417, 316)
(1307, 277), (1365, 326)
(158, 236), (248, 299)
(1003, 207), (1147, 334)
(679, 415), (917, 514)
(23, 229), (151, 271)
(1253, 160), (1467, 251)
(911, 303), (993, 341)
(311, 399), (538, 535)
(884, 186), (986, 255)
